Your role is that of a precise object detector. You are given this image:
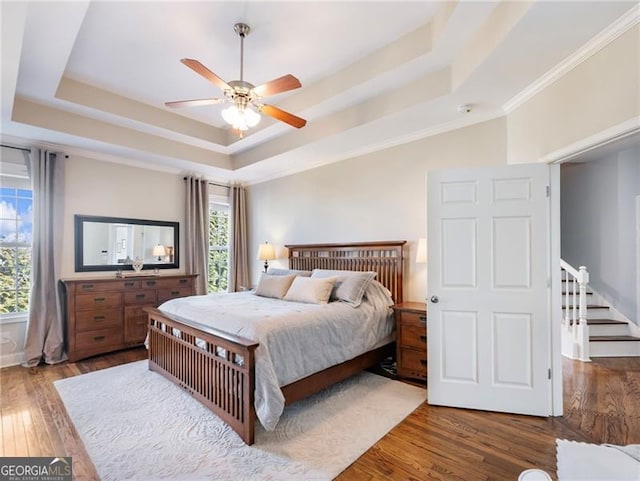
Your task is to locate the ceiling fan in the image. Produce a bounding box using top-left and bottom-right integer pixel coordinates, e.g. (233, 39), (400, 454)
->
(165, 23), (306, 135)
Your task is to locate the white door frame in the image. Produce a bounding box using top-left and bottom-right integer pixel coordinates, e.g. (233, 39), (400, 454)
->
(545, 120), (639, 415)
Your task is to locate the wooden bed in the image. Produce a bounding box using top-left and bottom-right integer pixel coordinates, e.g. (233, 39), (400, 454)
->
(144, 240), (406, 445)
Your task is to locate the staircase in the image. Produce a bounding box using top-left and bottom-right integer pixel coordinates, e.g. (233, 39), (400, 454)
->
(561, 261), (640, 359)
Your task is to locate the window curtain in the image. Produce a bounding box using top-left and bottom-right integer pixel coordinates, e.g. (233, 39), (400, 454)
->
(23, 149), (66, 367)
(228, 184), (249, 292)
(185, 176), (209, 295)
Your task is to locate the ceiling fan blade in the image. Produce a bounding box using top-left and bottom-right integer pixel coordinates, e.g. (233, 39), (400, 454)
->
(259, 104), (307, 128)
(180, 58), (231, 92)
(165, 98), (226, 108)
(252, 74), (302, 98)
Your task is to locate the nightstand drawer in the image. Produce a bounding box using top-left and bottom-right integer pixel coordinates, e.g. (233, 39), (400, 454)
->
(400, 324), (427, 350)
(399, 348), (427, 379)
(399, 310), (427, 326)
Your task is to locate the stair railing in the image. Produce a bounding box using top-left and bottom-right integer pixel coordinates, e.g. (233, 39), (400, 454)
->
(560, 259), (590, 361)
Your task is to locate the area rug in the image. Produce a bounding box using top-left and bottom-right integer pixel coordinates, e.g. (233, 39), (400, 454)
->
(556, 439), (640, 481)
(55, 360), (425, 481)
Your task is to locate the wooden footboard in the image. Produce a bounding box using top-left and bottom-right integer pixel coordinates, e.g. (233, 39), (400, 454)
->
(145, 307), (259, 444)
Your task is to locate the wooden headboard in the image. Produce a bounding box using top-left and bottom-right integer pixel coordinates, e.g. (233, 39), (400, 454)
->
(285, 241), (406, 303)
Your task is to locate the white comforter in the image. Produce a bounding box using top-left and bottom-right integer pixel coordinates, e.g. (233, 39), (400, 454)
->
(158, 284), (393, 430)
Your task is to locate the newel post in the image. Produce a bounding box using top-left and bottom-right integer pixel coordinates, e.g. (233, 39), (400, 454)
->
(577, 266), (589, 326)
(576, 266), (590, 361)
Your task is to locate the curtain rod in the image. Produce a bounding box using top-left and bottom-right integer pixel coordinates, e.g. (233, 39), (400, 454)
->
(1, 144), (30, 153)
(183, 177), (230, 189)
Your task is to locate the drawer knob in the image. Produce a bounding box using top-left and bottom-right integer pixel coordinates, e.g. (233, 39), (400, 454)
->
(93, 335), (105, 342)
(136, 294), (146, 299)
(419, 316), (427, 323)
(420, 359), (427, 366)
(81, 284), (94, 289)
(419, 335), (427, 342)
(94, 297), (106, 302)
(171, 290), (179, 296)
(179, 279), (187, 284)
(94, 316), (106, 321)
(124, 282), (135, 287)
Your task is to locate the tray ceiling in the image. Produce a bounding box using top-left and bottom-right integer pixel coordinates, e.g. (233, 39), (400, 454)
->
(1, 1), (635, 184)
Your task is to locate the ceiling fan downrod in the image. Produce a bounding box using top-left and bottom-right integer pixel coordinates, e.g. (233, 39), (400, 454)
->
(234, 23), (250, 82)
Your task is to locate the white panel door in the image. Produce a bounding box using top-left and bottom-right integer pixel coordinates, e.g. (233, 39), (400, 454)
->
(427, 163), (552, 416)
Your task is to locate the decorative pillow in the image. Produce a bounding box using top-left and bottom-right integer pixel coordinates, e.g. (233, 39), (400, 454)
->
(283, 276), (336, 304)
(254, 273), (296, 299)
(311, 269), (377, 307)
(266, 267), (312, 277)
(363, 280), (395, 309)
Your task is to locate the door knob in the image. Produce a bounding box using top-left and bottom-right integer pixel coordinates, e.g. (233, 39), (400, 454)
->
(430, 295), (439, 304)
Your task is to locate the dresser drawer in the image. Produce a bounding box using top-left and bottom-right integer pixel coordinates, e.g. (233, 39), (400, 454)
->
(75, 308), (122, 332)
(138, 278), (159, 289)
(157, 287), (193, 303)
(124, 305), (150, 344)
(76, 327), (123, 349)
(76, 291), (122, 310)
(124, 289), (157, 305)
(399, 348), (427, 379)
(75, 280), (141, 292)
(400, 324), (427, 350)
(155, 277), (193, 289)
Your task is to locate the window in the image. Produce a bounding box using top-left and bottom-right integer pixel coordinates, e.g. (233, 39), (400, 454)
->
(0, 187), (32, 314)
(209, 202), (229, 292)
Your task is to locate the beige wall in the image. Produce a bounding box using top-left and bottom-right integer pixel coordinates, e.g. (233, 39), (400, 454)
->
(507, 25), (640, 164)
(247, 117), (508, 301)
(60, 155), (184, 278)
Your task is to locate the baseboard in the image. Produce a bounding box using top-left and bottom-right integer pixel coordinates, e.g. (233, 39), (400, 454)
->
(0, 351), (24, 368)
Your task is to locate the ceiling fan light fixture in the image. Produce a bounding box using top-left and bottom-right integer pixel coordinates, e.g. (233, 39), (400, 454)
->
(222, 104), (260, 131)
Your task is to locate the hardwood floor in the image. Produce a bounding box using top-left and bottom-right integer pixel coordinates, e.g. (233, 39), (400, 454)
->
(1, 349), (638, 480)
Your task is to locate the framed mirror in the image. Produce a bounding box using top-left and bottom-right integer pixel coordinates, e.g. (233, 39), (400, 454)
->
(74, 215), (179, 272)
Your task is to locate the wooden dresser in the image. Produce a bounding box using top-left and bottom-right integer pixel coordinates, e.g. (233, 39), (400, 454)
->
(393, 301), (427, 381)
(61, 274), (197, 362)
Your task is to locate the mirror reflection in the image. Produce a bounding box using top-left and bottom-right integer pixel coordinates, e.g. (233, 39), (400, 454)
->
(75, 215), (179, 272)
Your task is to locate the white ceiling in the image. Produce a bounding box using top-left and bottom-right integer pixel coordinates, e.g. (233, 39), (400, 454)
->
(1, 1), (636, 184)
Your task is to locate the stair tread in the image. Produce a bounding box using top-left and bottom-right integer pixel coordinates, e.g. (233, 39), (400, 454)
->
(587, 318), (627, 325)
(590, 335), (640, 342)
(562, 304), (608, 309)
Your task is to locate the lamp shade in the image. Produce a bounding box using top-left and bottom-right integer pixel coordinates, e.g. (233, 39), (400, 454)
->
(257, 242), (276, 261)
(152, 245), (167, 257)
(416, 238), (427, 263)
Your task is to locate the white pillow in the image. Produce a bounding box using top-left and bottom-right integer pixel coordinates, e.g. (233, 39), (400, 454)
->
(283, 276), (336, 304)
(254, 273), (296, 299)
(311, 269), (376, 307)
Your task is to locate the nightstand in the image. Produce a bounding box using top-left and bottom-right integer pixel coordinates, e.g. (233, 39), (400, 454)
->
(393, 302), (427, 381)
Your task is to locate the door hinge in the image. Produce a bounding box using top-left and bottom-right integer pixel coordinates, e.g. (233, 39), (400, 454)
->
(546, 185), (550, 197)
(548, 368), (552, 380)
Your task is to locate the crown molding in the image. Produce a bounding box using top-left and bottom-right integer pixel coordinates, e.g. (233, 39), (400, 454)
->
(503, 4), (640, 114)
(540, 116), (640, 164)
